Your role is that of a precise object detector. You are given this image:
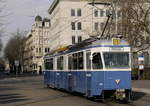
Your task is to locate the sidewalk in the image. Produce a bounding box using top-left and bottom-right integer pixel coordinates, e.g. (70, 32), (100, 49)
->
(132, 80), (150, 94)
(0, 73), (42, 79)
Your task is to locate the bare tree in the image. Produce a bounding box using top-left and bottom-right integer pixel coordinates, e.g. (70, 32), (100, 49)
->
(4, 29), (27, 73)
(0, 0), (5, 52)
(109, 0), (150, 52)
(92, 0), (150, 53)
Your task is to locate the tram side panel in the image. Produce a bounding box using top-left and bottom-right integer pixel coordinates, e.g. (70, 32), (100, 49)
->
(44, 71), (48, 84)
(61, 71), (65, 89)
(71, 71), (86, 93)
(85, 71), (92, 97)
(90, 71), (104, 97)
(67, 72), (73, 92)
(44, 71), (51, 86)
(51, 71), (55, 87)
(58, 71), (67, 89)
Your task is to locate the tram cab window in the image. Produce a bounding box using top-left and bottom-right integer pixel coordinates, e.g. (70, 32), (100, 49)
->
(92, 53), (103, 69)
(104, 52), (129, 68)
(57, 56), (64, 70)
(45, 58), (53, 70)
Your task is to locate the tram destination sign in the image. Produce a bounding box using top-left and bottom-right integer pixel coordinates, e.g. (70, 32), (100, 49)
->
(109, 47), (124, 51)
(112, 38), (120, 45)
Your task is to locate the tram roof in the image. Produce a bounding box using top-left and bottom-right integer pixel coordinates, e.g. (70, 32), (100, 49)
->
(45, 38), (130, 57)
(68, 38), (129, 51)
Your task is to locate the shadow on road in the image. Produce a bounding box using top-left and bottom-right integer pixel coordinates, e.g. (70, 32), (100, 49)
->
(132, 91), (146, 101)
(0, 93), (30, 104)
(0, 87), (17, 91)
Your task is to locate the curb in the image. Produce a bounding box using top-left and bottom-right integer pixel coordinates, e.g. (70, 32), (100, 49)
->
(133, 87), (150, 95)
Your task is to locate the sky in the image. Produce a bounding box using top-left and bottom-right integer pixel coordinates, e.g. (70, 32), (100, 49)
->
(1, 0), (53, 46)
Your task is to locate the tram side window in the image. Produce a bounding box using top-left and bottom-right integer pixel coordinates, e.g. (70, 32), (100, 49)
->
(45, 58), (53, 70)
(68, 55), (73, 70)
(78, 52), (83, 69)
(72, 52), (84, 70)
(86, 52), (91, 69)
(73, 53), (78, 69)
(57, 56), (64, 70)
(44, 60), (48, 69)
(92, 53), (103, 69)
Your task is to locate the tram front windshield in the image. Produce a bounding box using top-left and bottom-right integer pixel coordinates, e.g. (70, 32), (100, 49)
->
(103, 52), (130, 68)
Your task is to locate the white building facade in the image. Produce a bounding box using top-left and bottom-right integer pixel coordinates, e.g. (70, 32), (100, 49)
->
(48, 0), (121, 50)
(24, 16), (50, 73)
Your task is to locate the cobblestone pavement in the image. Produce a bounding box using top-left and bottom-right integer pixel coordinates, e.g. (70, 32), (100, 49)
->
(0, 76), (150, 106)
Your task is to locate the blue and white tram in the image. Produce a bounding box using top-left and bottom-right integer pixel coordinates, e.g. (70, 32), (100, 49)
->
(43, 38), (131, 100)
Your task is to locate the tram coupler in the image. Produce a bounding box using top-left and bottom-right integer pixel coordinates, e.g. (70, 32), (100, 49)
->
(115, 89), (126, 100)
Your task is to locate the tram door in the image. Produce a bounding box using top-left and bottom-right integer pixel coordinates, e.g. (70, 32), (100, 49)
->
(85, 51), (92, 96)
(68, 55), (73, 91)
(55, 57), (60, 88)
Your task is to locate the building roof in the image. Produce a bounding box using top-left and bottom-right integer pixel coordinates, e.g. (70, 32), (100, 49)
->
(48, 0), (110, 14)
(43, 18), (50, 22)
(35, 15), (42, 21)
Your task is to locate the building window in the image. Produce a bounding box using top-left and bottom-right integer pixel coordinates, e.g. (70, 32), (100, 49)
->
(100, 22), (105, 30)
(36, 48), (38, 53)
(77, 9), (81, 16)
(71, 9), (75, 16)
(39, 48), (41, 53)
(100, 9), (104, 17)
(45, 48), (47, 53)
(112, 10), (116, 18)
(47, 48), (50, 52)
(72, 36), (76, 44)
(71, 22), (76, 30)
(77, 22), (82, 30)
(78, 36), (82, 43)
(94, 22), (99, 31)
(94, 9), (98, 17)
(106, 10), (110, 16)
(45, 48), (50, 53)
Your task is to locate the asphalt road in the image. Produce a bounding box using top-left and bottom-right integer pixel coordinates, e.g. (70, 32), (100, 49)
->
(0, 76), (150, 106)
